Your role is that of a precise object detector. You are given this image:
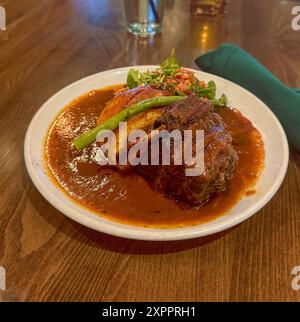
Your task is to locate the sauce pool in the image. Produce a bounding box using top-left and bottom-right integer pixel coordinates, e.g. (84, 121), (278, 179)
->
(45, 86), (265, 228)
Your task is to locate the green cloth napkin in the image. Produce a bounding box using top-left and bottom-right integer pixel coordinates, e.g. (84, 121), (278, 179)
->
(195, 43), (300, 152)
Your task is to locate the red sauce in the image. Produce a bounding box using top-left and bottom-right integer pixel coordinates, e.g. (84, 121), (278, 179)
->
(45, 86), (265, 228)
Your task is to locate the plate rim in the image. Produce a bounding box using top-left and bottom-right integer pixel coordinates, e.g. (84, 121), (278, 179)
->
(24, 66), (289, 241)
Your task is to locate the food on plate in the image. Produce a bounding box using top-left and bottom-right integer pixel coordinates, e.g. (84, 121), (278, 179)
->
(74, 93), (183, 150)
(98, 86), (165, 124)
(126, 49), (227, 109)
(45, 52), (265, 228)
(137, 94), (238, 205)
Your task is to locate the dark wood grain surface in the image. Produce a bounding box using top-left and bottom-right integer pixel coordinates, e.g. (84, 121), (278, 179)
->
(0, 0), (299, 302)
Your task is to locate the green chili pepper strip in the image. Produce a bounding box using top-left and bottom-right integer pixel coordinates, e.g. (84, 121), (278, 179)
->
(73, 96), (185, 150)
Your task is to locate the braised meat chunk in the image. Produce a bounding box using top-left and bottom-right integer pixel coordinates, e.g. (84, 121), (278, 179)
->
(137, 94), (239, 206)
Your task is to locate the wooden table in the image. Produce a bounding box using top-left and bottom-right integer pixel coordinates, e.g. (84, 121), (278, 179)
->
(0, 0), (299, 302)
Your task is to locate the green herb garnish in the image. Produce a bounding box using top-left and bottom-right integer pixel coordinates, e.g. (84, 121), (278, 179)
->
(126, 49), (179, 90)
(126, 50), (228, 110)
(190, 80), (228, 109)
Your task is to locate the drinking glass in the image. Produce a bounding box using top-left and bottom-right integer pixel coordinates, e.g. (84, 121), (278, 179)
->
(191, 0), (229, 17)
(124, 0), (164, 36)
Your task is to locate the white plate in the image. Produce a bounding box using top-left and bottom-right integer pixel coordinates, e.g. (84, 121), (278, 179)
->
(24, 66), (289, 241)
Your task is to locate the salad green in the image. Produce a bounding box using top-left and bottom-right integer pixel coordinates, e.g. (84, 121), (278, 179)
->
(126, 50), (228, 110)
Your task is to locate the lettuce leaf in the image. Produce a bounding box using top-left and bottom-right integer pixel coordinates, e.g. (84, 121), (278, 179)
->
(126, 51), (228, 110)
(127, 69), (140, 89)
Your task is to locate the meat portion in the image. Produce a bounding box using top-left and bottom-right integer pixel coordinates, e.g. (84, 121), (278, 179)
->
(137, 94), (239, 206)
(97, 87), (238, 206)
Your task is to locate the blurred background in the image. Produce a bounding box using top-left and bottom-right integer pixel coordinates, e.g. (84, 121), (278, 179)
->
(1, 0), (299, 87)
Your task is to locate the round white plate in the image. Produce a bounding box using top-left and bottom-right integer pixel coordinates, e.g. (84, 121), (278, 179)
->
(24, 66), (289, 241)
